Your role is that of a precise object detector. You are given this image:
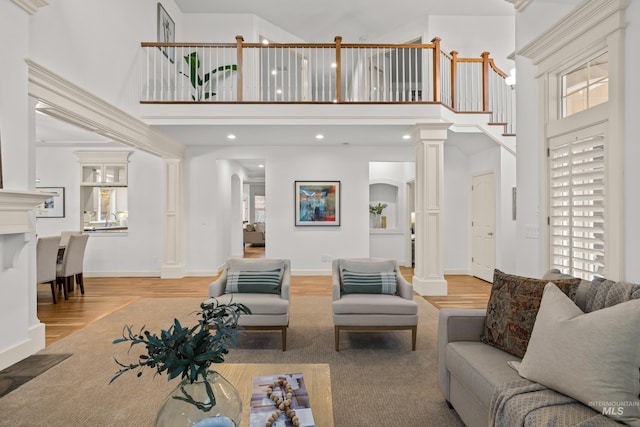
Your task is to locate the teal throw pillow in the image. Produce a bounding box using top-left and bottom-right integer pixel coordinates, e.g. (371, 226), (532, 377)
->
(225, 269), (282, 294)
(341, 270), (397, 295)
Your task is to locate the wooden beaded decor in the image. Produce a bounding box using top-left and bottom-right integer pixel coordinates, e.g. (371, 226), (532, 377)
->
(264, 377), (301, 427)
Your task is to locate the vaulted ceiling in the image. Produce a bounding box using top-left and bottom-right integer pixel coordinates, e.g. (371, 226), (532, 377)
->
(175, 0), (515, 43)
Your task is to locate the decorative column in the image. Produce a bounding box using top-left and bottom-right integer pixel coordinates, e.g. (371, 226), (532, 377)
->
(412, 122), (451, 296)
(161, 159), (184, 279)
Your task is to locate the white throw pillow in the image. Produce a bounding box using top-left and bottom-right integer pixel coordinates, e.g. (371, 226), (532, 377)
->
(514, 282), (640, 426)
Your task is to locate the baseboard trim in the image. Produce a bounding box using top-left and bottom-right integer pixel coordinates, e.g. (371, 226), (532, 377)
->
(444, 269), (471, 276)
(0, 323), (45, 371)
(412, 276), (448, 296)
(291, 269), (332, 276)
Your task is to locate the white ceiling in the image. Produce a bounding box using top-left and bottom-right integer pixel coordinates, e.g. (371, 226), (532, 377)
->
(175, 0), (515, 43)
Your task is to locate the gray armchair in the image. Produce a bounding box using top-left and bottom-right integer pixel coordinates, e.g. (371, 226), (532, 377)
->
(207, 258), (290, 351)
(332, 258), (418, 351)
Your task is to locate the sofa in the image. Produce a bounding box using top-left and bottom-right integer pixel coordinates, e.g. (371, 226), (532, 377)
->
(438, 269), (640, 427)
(243, 222), (265, 246)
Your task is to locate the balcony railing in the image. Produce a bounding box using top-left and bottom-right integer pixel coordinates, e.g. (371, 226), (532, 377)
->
(141, 36), (515, 135)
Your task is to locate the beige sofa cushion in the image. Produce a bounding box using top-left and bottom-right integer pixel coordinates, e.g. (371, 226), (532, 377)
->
(339, 258), (396, 273)
(513, 283), (640, 426)
(333, 294), (417, 316)
(227, 259), (284, 272)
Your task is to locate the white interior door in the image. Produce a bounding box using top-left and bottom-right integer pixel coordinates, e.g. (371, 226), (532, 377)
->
(472, 172), (496, 282)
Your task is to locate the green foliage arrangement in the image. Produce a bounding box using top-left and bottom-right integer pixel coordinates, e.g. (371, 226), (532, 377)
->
(369, 202), (388, 215)
(110, 299), (250, 411)
(180, 51), (238, 101)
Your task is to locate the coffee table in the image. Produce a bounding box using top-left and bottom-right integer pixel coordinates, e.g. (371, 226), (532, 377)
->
(216, 363), (333, 427)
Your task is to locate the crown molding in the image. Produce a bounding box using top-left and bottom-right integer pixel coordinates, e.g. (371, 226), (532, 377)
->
(504, 0), (533, 12)
(26, 60), (185, 159)
(519, 0), (628, 64)
(10, 0), (49, 15)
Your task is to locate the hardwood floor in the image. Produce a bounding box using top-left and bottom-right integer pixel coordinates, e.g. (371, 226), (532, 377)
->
(37, 246), (491, 346)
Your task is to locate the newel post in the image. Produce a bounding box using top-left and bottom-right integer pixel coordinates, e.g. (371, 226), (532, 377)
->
(450, 51), (458, 110)
(432, 37), (441, 103)
(481, 51), (490, 112)
(235, 35), (244, 101)
(335, 36), (342, 103)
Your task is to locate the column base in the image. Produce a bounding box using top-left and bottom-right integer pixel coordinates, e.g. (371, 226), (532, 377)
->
(161, 264), (185, 279)
(0, 323), (45, 371)
(412, 275), (448, 296)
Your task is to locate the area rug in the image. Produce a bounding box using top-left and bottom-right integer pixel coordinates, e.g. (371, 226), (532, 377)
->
(0, 296), (464, 427)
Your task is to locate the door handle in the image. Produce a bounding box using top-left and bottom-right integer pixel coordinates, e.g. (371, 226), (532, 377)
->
(488, 232), (494, 236)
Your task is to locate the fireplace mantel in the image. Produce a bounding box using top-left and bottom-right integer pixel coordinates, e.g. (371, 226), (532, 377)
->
(0, 189), (52, 269)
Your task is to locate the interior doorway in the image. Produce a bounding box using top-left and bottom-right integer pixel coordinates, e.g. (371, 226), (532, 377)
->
(471, 171), (496, 282)
(239, 160), (266, 258)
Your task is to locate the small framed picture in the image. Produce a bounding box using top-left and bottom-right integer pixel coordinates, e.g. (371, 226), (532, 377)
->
(295, 181), (341, 226)
(36, 187), (65, 218)
(157, 3), (175, 63)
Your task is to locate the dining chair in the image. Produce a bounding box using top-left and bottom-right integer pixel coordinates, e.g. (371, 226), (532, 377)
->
(56, 233), (89, 300)
(37, 236), (62, 304)
(58, 231), (82, 261)
(59, 230), (82, 247)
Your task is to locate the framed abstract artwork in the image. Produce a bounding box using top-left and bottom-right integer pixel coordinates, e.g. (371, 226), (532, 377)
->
(294, 181), (340, 226)
(157, 3), (175, 63)
(35, 187), (65, 218)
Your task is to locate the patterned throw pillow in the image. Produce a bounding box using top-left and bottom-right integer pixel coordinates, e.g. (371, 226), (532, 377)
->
(225, 269), (282, 294)
(481, 269), (581, 358)
(341, 270), (397, 295)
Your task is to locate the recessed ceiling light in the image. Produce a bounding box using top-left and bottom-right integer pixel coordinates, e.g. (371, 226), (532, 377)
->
(402, 134), (411, 140)
(259, 164), (264, 168)
(227, 134), (236, 140)
(271, 69), (277, 75)
(331, 62), (337, 68)
(276, 89), (282, 94)
(315, 134), (324, 140)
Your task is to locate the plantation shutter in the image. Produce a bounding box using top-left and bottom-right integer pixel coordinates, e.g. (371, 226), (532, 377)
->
(549, 125), (606, 280)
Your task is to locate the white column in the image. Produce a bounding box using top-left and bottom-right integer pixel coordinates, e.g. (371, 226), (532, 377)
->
(161, 158), (184, 278)
(412, 123), (451, 296)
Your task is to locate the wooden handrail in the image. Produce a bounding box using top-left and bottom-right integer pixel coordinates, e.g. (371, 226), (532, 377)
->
(335, 36), (342, 103)
(481, 52), (490, 112)
(488, 58), (508, 78)
(236, 35), (244, 102)
(139, 35), (515, 134)
(450, 51), (458, 110)
(432, 37), (441, 104)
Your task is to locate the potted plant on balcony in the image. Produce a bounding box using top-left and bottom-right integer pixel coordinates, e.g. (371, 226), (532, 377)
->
(180, 51), (238, 101)
(110, 299), (250, 426)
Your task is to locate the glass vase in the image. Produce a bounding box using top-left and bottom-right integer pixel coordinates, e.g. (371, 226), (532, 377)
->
(155, 370), (242, 427)
(370, 213), (381, 228)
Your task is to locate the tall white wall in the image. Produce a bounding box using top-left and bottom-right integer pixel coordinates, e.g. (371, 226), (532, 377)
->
(185, 144), (415, 275)
(0, 1), (41, 371)
(183, 14), (305, 43)
(428, 15), (515, 72)
(35, 147), (164, 275)
(513, 1), (576, 278)
(443, 144), (471, 273)
(624, 0), (640, 281)
(369, 162), (415, 264)
(29, 0), (181, 116)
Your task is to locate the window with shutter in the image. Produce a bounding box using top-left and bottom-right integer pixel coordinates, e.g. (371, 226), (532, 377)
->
(549, 127), (605, 280)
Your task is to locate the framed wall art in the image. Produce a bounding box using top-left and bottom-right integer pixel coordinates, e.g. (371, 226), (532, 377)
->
(35, 187), (65, 218)
(157, 3), (175, 63)
(295, 181), (340, 226)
